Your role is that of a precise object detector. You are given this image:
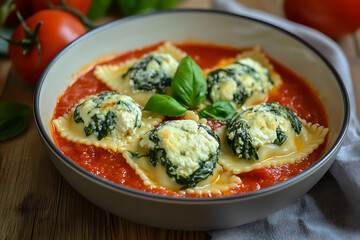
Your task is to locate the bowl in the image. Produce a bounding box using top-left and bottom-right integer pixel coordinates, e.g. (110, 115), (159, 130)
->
(34, 10), (349, 230)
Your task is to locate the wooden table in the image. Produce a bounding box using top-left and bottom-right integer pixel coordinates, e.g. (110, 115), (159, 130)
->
(1, 0), (359, 239)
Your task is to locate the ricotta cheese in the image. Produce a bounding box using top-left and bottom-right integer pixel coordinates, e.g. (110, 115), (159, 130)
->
(240, 106), (289, 148)
(218, 118), (329, 174)
(206, 57), (273, 106)
(139, 120), (220, 189)
(74, 91), (142, 140)
(123, 53), (179, 93)
(226, 102), (302, 161)
(93, 42), (187, 106)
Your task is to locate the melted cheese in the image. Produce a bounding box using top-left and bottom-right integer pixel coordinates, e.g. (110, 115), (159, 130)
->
(75, 92), (141, 137)
(126, 53), (179, 92)
(122, 119), (241, 195)
(209, 75), (237, 102)
(217, 119), (329, 174)
(123, 150), (241, 195)
(207, 58), (271, 105)
(94, 42), (186, 106)
(140, 120), (219, 177)
(204, 45), (282, 109)
(236, 108), (289, 148)
(53, 95), (164, 153)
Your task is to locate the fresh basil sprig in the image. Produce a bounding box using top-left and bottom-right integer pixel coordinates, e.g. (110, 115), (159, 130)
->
(144, 56), (206, 117)
(0, 102), (30, 141)
(143, 56), (237, 121)
(198, 101), (237, 120)
(143, 94), (187, 117)
(171, 56), (207, 109)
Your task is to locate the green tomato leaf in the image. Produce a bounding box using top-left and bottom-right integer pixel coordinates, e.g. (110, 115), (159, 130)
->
(0, 0), (15, 27)
(117, 0), (137, 16)
(87, 0), (112, 20)
(133, 7), (157, 15)
(0, 102), (30, 141)
(118, 0), (160, 16)
(143, 94), (187, 117)
(198, 101), (237, 120)
(171, 56), (207, 109)
(157, 0), (179, 10)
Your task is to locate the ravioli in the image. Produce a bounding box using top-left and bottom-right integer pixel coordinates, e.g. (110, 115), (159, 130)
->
(51, 41), (330, 198)
(122, 119), (241, 195)
(205, 46), (282, 108)
(217, 103), (328, 174)
(94, 42), (187, 106)
(53, 92), (163, 153)
(73, 91), (142, 140)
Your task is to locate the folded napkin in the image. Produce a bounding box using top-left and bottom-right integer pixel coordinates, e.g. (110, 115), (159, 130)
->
(210, 0), (360, 239)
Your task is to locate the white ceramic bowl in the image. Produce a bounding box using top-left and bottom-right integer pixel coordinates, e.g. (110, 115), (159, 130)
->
(34, 10), (349, 230)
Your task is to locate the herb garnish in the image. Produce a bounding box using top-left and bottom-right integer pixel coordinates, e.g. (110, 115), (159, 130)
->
(144, 56), (206, 116)
(143, 94), (187, 117)
(143, 56), (236, 120)
(0, 102), (30, 141)
(171, 56), (207, 108)
(198, 100), (237, 121)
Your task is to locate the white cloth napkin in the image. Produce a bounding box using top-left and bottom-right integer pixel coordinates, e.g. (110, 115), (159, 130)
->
(210, 0), (360, 239)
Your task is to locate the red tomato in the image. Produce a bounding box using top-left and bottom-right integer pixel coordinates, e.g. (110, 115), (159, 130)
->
(9, 9), (86, 84)
(284, 0), (360, 39)
(30, 0), (91, 15)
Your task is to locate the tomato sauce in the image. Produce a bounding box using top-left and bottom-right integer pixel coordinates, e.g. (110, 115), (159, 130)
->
(51, 42), (328, 198)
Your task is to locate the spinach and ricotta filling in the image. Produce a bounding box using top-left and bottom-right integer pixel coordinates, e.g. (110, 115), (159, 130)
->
(206, 58), (273, 105)
(74, 91), (142, 140)
(226, 102), (302, 161)
(122, 53), (179, 94)
(139, 120), (220, 189)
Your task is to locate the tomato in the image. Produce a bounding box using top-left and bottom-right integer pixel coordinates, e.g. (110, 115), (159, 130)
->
(284, 0), (360, 39)
(9, 9), (86, 84)
(30, 0), (91, 15)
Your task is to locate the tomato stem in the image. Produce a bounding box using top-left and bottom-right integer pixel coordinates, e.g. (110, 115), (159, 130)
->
(50, 0), (96, 30)
(0, 11), (42, 66)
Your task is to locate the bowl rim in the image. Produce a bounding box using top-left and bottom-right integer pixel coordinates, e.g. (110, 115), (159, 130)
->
(34, 9), (350, 203)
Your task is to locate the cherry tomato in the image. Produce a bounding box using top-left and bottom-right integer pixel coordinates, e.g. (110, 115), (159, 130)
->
(9, 9), (86, 84)
(284, 0), (360, 39)
(30, 0), (91, 15)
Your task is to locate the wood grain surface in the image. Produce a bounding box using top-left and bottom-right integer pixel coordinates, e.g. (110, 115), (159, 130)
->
(1, 0), (359, 239)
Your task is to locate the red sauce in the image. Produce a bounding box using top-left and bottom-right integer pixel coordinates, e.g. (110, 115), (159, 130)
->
(52, 42), (328, 198)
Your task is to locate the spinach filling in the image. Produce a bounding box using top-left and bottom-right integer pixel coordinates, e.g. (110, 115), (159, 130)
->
(122, 54), (178, 94)
(226, 102), (302, 161)
(74, 91), (141, 140)
(226, 116), (259, 161)
(144, 121), (220, 189)
(206, 58), (273, 105)
(82, 111), (116, 140)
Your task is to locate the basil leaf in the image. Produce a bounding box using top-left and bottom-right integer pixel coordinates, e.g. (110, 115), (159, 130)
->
(143, 94), (187, 117)
(198, 101), (237, 120)
(171, 56), (207, 109)
(0, 102), (30, 141)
